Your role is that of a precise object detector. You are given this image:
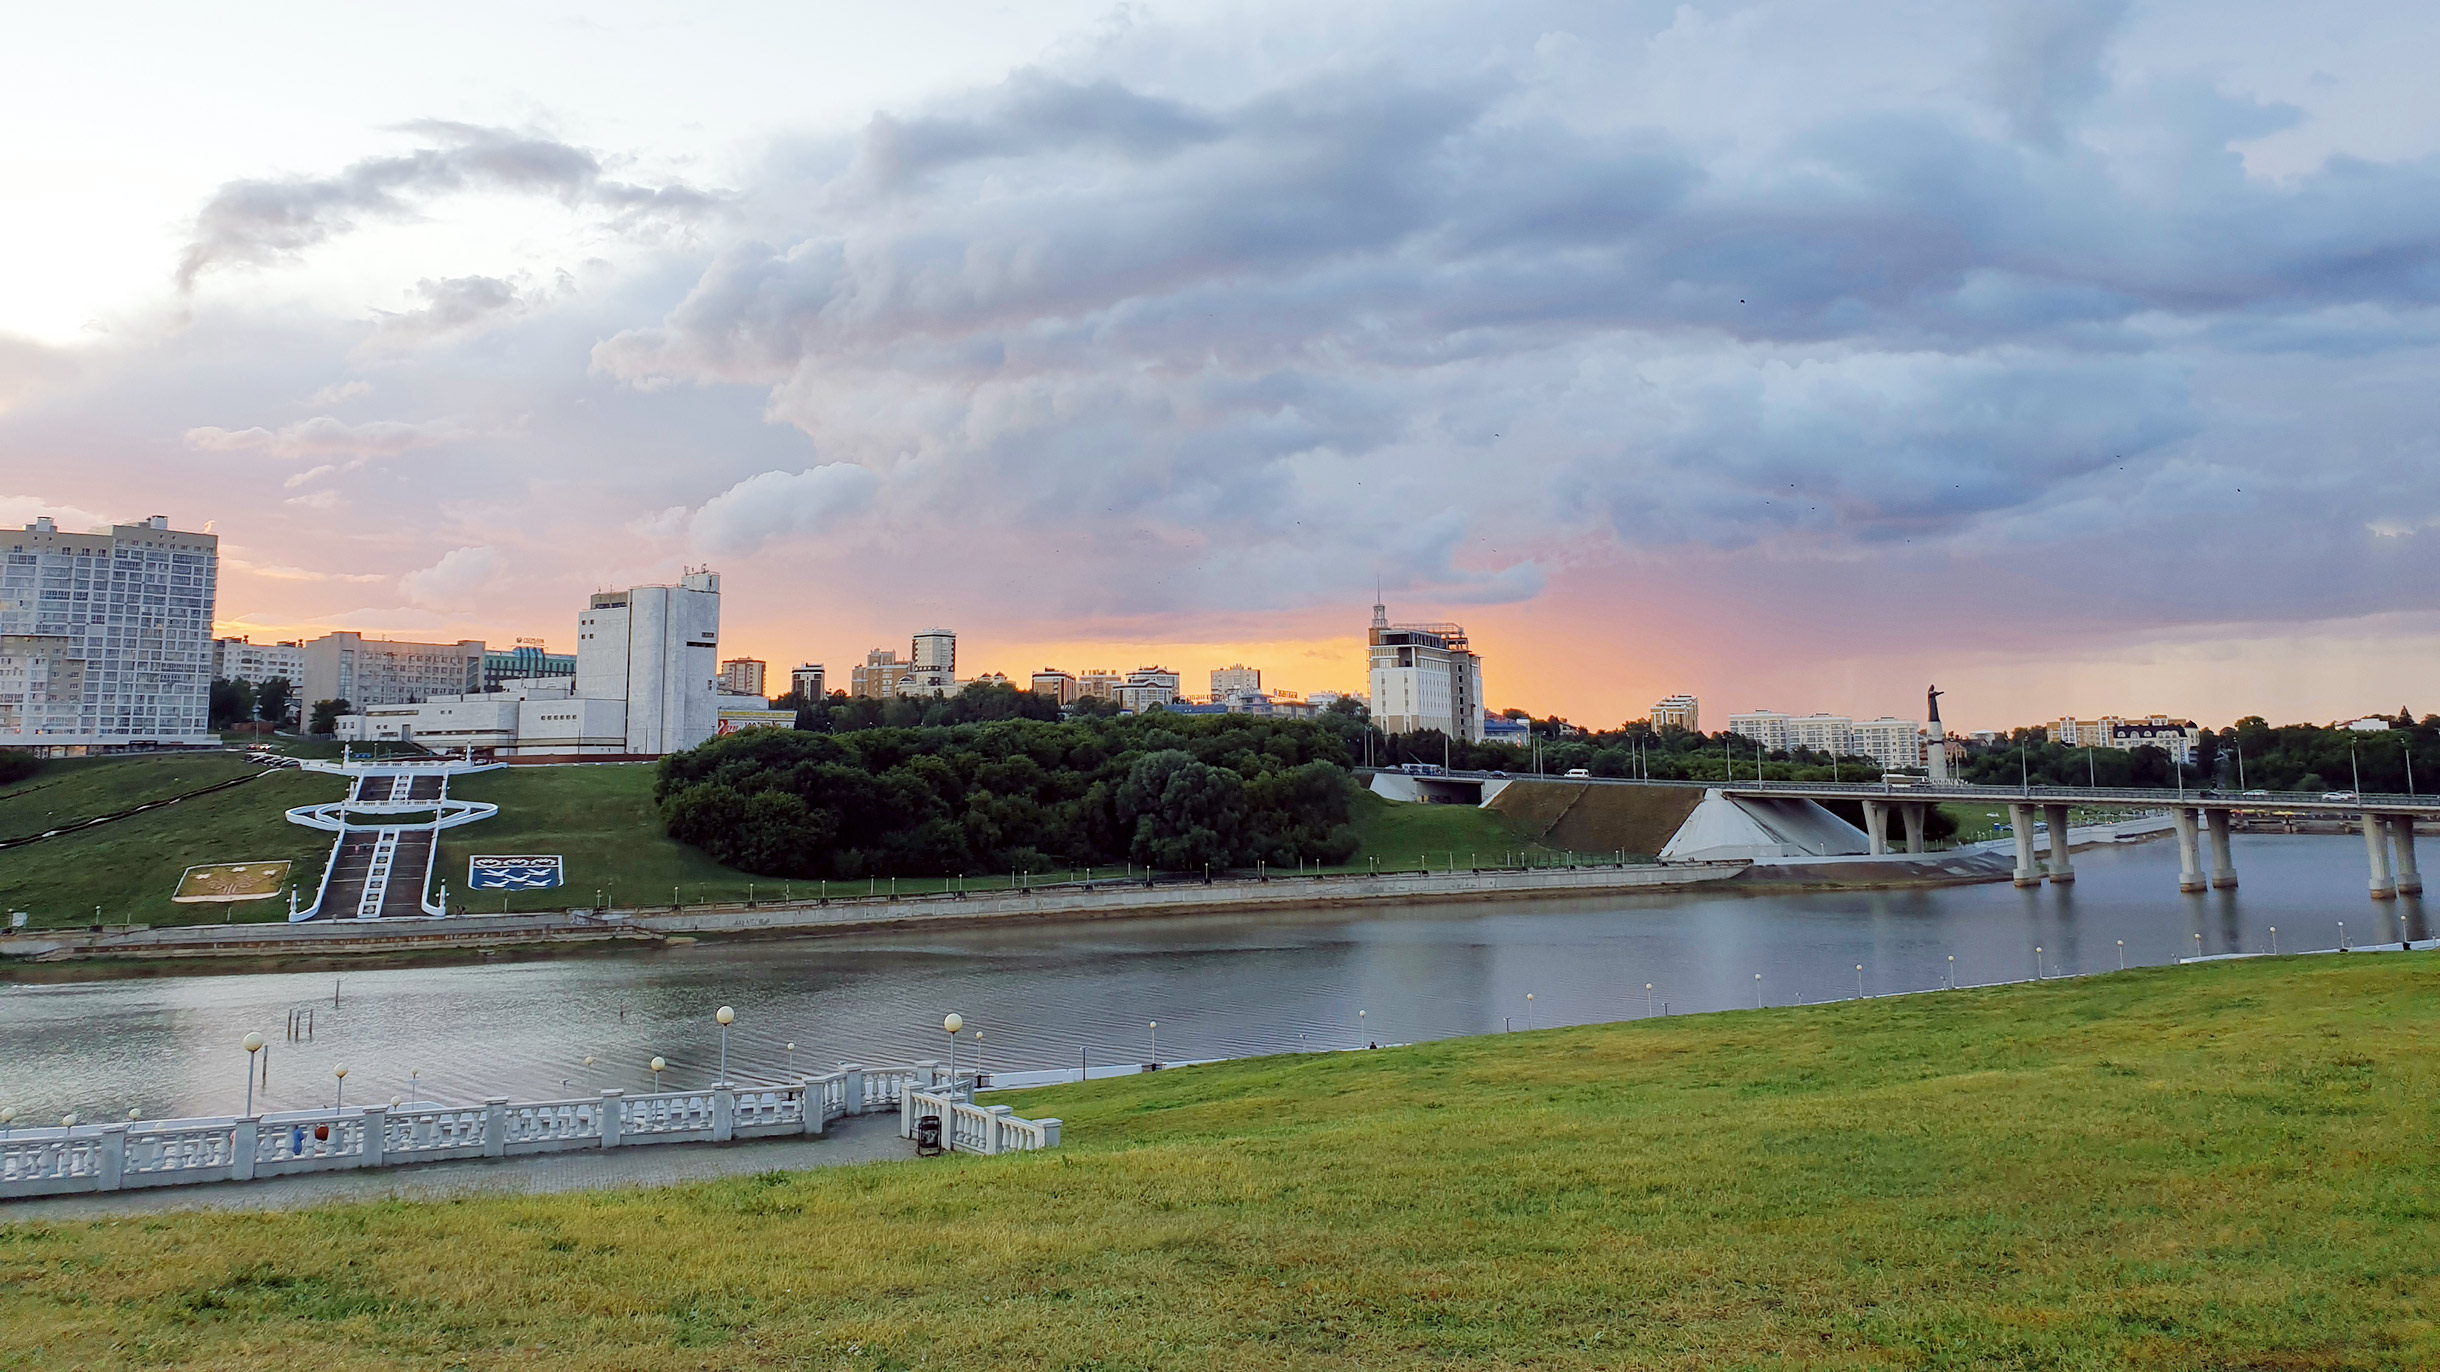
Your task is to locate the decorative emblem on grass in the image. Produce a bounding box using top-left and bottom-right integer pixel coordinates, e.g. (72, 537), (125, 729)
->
(469, 855), (565, 890)
(171, 861), (292, 902)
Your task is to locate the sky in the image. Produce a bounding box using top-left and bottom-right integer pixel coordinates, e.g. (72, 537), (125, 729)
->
(5, 0), (2439, 733)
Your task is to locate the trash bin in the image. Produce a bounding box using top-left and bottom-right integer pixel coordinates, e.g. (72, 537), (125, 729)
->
(913, 1115), (943, 1155)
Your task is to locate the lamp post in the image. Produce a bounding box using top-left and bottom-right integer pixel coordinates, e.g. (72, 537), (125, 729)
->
(785, 1042), (796, 1076)
(2116, 940), (2125, 970)
(1149, 1020), (1159, 1067)
(1947, 955), (1955, 989)
(1, 1107), (15, 1136)
(242, 1031), (264, 1115)
(1754, 972), (1763, 1007)
(973, 1030), (984, 1080)
(649, 1056), (666, 1091)
(2270, 925), (2278, 955)
(944, 1013), (964, 1081)
(1358, 1008), (1366, 1044)
(715, 1006), (735, 1086)
(2034, 946), (2043, 979)
(333, 1065), (348, 1109)
(1855, 964), (1865, 999)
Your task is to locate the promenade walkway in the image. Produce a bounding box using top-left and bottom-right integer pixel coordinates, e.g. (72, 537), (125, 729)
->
(2, 1114), (913, 1221)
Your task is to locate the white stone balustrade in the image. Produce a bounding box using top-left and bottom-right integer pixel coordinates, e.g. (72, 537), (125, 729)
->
(901, 1089), (1062, 1156)
(0, 1059), (1058, 1201)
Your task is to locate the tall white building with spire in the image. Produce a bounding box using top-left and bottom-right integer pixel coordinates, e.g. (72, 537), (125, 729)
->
(1366, 597), (1485, 742)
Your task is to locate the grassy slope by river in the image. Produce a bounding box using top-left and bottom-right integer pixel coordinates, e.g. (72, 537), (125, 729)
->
(1, 954), (2433, 1368)
(5, 756), (1553, 923)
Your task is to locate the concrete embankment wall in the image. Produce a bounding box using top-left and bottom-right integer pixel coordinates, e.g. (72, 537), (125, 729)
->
(1, 863), (1752, 964)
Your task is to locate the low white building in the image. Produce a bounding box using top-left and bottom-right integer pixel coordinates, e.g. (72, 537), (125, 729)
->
(335, 679), (631, 755)
(213, 637), (305, 688)
(1848, 718), (1924, 771)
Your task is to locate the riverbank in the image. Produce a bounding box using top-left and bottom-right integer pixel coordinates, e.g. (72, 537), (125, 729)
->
(0, 815), (2179, 972)
(2, 860), (1752, 968)
(4, 952), (2430, 1368)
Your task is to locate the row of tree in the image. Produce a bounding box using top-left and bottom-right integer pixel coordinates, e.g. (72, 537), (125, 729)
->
(656, 712), (1366, 878)
(208, 677), (295, 730)
(1371, 722), (1895, 784)
(1963, 713), (2440, 794)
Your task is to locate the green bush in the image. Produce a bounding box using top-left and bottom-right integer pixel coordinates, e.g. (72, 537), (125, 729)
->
(656, 714), (1362, 877)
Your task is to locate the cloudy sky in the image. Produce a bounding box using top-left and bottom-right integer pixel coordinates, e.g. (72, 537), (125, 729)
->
(5, 0), (2437, 731)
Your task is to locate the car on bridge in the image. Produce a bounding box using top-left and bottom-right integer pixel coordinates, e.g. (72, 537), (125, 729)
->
(2324, 790), (2360, 802)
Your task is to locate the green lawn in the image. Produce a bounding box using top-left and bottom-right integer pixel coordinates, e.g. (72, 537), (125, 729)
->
(1941, 802), (2159, 844)
(0, 752), (261, 840)
(1338, 785), (1552, 871)
(435, 764), (762, 914)
(2, 954), (2433, 1368)
(0, 766), (338, 928)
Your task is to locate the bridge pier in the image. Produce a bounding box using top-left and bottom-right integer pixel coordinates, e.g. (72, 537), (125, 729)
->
(2172, 808), (2206, 893)
(1862, 800), (1889, 856)
(2364, 813), (2397, 900)
(2206, 808), (2237, 889)
(2389, 816), (2421, 896)
(2009, 803), (2041, 887)
(1901, 802), (1926, 855)
(2043, 803), (2074, 883)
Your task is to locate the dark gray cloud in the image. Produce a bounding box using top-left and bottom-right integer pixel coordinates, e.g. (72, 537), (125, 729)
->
(178, 122), (716, 289)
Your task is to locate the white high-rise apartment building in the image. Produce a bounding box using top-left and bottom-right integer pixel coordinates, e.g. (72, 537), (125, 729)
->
(1367, 600), (1485, 742)
(904, 628), (957, 696)
(791, 664), (825, 700)
(577, 570), (722, 755)
(300, 632), (486, 708)
(1211, 664), (1262, 698)
(0, 515), (218, 751)
(1728, 711), (1854, 755)
(1847, 717), (1923, 771)
(1649, 694), (1700, 733)
(213, 636), (305, 688)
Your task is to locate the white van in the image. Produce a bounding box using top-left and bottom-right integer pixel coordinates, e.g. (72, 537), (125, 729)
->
(1564, 768), (1591, 778)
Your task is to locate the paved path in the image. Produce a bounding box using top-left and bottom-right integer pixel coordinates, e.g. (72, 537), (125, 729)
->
(0, 1114), (916, 1222)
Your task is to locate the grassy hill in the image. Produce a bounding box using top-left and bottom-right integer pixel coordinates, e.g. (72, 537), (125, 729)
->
(2, 757), (1556, 924)
(0, 762), (335, 928)
(2, 953), (2432, 1367)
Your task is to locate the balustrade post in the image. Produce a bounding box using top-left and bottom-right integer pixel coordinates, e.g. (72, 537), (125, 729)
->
(360, 1107), (386, 1169)
(232, 1118), (258, 1181)
(1038, 1117), (1062, 1148)
(712, 1086), (735, 1143)
(98, 1124), (126, 1191)
(985, 1104), (1012, 1156)
(600, 1090), (624, 1147)
(482, 1097), (509, 1157)
(841, 1064), (866, 1115)
(798, 1079), (825, 1137)
(918, 1058), (941, 1089)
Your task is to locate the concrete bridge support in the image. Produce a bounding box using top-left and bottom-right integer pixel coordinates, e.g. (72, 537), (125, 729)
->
(2043, 803), (2074, 884)
(1901, 802), (1927, 855)
(1862, 800), (1889, 857)
(2009, 804), (2041, 887)
(2206, 808), (2237, 889)
(2389, 816), (2421, 896)
(2172, 808), (2206, 893)
(2364, 813), (2397, 900)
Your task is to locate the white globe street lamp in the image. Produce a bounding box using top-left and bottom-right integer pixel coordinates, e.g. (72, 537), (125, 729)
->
(1149, 1020), (1159, 1067)
(649, 1056), (667, 1091)
(944, 1013), (964, 1081)
(334, 1065), (349, 1109)
(242, 1031), (265, 1115)
(715, 1006), (736, 1086)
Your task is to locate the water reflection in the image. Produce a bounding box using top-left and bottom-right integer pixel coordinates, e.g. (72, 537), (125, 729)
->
(0, 834), (2413, 1122)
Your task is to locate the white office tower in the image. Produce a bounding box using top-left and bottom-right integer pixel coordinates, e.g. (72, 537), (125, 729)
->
(576, 570), (721, 755)
(1, 515), (218, 751)
(1367, 598), (1485, 742)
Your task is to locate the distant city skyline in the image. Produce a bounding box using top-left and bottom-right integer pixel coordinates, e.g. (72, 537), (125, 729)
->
(11, 4), (2439, 733)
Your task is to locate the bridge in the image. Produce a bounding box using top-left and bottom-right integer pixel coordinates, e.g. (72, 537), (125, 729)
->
(1368, 769), (2440, 899)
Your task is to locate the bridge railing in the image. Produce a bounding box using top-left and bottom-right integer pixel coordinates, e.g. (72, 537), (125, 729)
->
(0, 1058), (1033, 1203)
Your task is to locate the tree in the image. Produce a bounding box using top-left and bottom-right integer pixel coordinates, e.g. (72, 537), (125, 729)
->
(209, 678), (255, 729)
(308, 698), (351, 736)
(255, 677), (294, 728)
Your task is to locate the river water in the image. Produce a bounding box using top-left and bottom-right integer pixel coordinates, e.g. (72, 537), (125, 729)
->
(0, 834), (2422, 1123)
